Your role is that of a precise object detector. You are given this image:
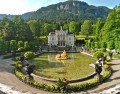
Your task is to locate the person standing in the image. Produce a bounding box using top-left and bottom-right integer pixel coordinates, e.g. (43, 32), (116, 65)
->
(109, 50), (113, 59)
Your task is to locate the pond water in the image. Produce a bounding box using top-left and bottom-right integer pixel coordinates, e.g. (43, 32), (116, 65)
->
(32, 53), (96, 80)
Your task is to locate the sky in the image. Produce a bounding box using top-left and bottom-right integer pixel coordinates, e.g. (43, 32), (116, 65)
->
(0, 0), (120, 15)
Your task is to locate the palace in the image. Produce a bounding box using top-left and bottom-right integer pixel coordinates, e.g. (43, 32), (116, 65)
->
(48, 27), (74, 47)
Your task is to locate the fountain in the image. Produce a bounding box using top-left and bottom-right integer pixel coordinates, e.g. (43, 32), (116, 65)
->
(32, 53), (95, 80)
(56, 50), (68, 60)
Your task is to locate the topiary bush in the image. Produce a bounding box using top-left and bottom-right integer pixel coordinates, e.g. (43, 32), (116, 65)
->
(101, 48), (106, 52)
(18, 47), (25, 51)
(24, 51), (35, 59)
(94, 50), (104, 59)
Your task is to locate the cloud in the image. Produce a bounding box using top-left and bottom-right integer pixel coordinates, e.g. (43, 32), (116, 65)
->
(0, 0), (30, 14)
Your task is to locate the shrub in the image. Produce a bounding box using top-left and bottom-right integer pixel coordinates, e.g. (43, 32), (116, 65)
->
(101, 42), (107, 48)
(95, 42), (100, 49)
(107, 41), (115, 50)
(101, 48), (106, 52)
(24, 51), (35, 59)
(24, 41), (29, 51)
(15, 62), (22, 70)
(18, 47), (24, 51)
(94, 51), (104, 59)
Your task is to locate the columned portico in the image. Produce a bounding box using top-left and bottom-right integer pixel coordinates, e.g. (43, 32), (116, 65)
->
(58, 41), (66, 47)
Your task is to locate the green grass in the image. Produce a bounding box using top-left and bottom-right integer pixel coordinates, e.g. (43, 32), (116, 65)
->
(39, 35), (95, 42)
(31, 53), (96, 80)
(39, 36), (48, 43)
(75, 35), (95, 40)
(113, 53), (120, 59)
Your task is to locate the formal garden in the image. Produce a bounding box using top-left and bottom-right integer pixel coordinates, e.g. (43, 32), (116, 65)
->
(0, 36), (113, 93)
(0, 5), (120, 93)
(13, 48), (112, 93)
(0, 34), (115, 93)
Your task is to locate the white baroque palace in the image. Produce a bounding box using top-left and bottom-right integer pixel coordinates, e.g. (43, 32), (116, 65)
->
(48, 27), (74, 47)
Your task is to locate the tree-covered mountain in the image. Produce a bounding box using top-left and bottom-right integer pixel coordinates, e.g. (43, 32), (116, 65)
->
(0, 14), (14, 20)
(0, 0), (111, 22)
(22, 0), (111, 22)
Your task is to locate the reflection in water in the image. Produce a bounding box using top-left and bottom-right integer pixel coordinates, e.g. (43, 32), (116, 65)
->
(56, 59), (66, 65)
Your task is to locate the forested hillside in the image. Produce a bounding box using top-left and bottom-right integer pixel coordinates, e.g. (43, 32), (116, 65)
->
(0, 0), (111, 23)
(85, 6), (120, 51)
(22, 0), (111, 22)
(0, 14), (14, 19)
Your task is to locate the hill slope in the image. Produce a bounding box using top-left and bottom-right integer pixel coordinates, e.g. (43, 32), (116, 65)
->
(22, 0), (111, 22)
(0, 0), (111, 22)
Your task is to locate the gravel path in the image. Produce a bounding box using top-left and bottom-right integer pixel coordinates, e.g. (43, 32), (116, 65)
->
(0, 57), (53, 94)
(81, 58), (120, 94)
(0, 57), (120, 94)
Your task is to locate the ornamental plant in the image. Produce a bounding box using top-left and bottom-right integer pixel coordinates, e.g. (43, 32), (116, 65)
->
(24, 51), (35, 59)
(94, 50), (104, 59)
(56, 78), (69, 92)
(18, 47), (24, 51)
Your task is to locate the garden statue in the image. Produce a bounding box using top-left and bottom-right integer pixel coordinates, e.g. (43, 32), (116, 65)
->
(25, 63), (36, 79)
(95, 62), (102, 82)
(56, 50), (68, 60)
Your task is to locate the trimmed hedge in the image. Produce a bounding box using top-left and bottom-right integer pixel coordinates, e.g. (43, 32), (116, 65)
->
(24, 51), (35, 59)
(14, 63), (112, 93)
(15, 70), (58, 92)
(69, 69), (111, 92)
(94, 51), (104, 59)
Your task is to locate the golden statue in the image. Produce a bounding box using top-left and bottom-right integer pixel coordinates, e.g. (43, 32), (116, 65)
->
(56, 50), (68, 60)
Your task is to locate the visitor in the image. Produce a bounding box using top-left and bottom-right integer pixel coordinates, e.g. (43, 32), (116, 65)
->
(95, 63), (102, 74)
(95, 63), (102, 83)
(95, 58), (103, 74)
(102, 55), (107, 64)
(109, 50), (113, 59)
(96, 58), (103, 66)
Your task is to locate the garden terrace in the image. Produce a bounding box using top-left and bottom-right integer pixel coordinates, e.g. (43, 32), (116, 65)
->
(14, 52), (112, 93)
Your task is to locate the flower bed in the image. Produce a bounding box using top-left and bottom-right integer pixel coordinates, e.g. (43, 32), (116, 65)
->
(14, 63), (112, 93)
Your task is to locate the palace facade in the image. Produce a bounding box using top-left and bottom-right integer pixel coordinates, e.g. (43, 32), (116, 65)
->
(48, 27), (74, 47)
